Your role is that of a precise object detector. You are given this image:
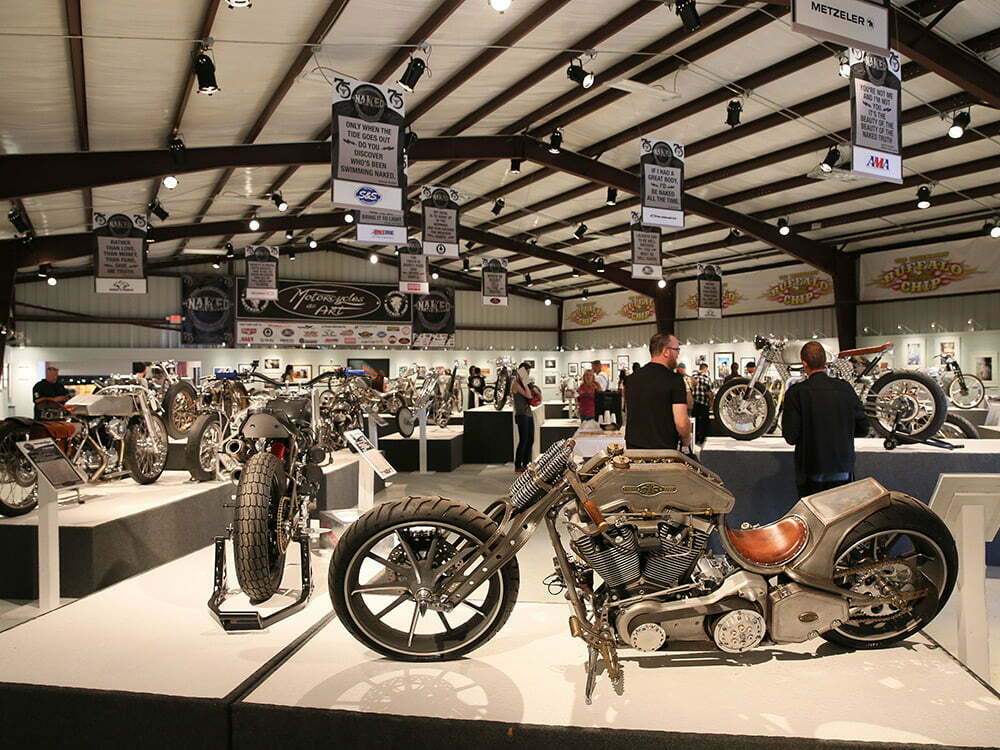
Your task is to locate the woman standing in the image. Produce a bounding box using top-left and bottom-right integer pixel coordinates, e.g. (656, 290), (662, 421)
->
(281, 364), (295, 383)
(511, 362), (538, 473)
(577, 369), (601, 424)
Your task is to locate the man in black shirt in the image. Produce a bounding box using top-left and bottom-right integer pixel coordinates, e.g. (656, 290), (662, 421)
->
(625, 332), (691, 451)
(32, 366), (71, 419)
(782, 341), (869, 498)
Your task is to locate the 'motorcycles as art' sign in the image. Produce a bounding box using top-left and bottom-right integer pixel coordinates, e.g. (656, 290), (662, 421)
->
(237, 280), (412, 323)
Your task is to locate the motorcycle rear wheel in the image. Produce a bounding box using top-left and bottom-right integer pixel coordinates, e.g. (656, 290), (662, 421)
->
(163, 381), (198, 439)
(493, 369), (511, 411)
(185, 412), (221, 481)
(234, 451), (290, 604)
(936, 412), (979, 440)
(396, 405), (415, 438)
(0, 422), (38, 516)
(868, 371), (947, 441)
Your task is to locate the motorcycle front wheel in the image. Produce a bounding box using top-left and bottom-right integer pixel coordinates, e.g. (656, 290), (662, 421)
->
(936, 412), (979, 440)
(822, 499), (956, 650)
(234, 451), (291, 604)
(493, 369), (511, 411)
(124, 415), (168, 484)
(330, 497), (520, 661)
(163, 381), (198, 439)
(947, 374), (985, 409)
(868, 371), (947, 441)
(0, 422), (38, 516)
(712, 378), (776, 440)
(185, 412), (222, 481)
(396, 405), (415, 438)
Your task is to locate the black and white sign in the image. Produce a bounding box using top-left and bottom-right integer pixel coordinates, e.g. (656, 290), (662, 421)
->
(791, 0), (889, 56)
(412, 287), (455, 348)
(850, 48), (902, 184)
(18, 438), (86, 489)
(639, 139), (684, 228)
(182, 275), (235, 346)
(331, 77), (406, 212)
(630, 211), (662, 279)
(343, 429), (397, 480)
(93, 212), (147, 294)
(482, 257), (508, 307)
(697, 264), (722, 319)
(245, 245), (279, 301)
(356, 208), (407, 245)
(399, 239), (429, 294)
(421, 185), (461, 258)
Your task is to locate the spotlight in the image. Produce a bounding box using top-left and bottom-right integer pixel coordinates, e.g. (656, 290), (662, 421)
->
(194, 51), (219, 95)
(212, 260), (221, 269)
(7, 208), (30, 235)
(491, 198), (505, 216)
(271, 192), (287, 212)
(548, 129), (562, 154)
(465, 240), (475, 250)
(148, 199), (169, 221)
(162, 175), (178, 190)
(948, 111), (970, 139)
(574, 223), (587, 239)
(606, 187), (618, 206)
(307, 236), (318, 249)
(404, 128), (418, 152)
(394, 248), (400, 255)
(657, 278), (667, 288)
(820, 145), (840, 173)
(168, 135), (185, 154)
(725, 99), (742, 127)
(595, 257), (605, 273)
(248, 215), (261, 231)
(431, 271), (439, 279)
(37, 263), (50, 279)
(916, 185), (932, 209)
(397, 55), (427, 93)
(226, 0), (252, 7)
(489, 0), (512, 11)
(343, 212), (354, 223)
(510, 158), (522, 174)
(524, 273), (532, 286)
(582, 289), (590, 301)
(289, 251), (296, 261)
(544, 298), (552, 306)
(837, 53), (850, 78)
(726, 228), (741, 244)
(572, 267), (580, 278)
(777, 217), (791, 236)
(224, 242), (236, 260)
(47, 275), (58, 287)
(462, 257), (470, 271)
(285, 229), (294, 241)
(674, 0), (701, 32)
(369, 253), (379, 264)
(985, 218), (1000, 238)
(566, 60), (595, 89)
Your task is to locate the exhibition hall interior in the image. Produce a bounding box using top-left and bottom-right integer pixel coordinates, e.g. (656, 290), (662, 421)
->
(1, 0), (999, 747)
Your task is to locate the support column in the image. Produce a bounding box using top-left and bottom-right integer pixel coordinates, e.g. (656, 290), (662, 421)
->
(652, 280), (676, 335)
(0, 247), (18, 366)
(833, 253), (858, 353)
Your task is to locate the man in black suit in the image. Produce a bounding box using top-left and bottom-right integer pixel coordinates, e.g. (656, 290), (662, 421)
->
(782, 341), (869, 498)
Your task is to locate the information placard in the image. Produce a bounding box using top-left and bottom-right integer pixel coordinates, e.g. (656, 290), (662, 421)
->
(482, 257), (508, 306)
(640, 139), (684, 228)
(18, 438), (86, 490)
(850, 48), (902, 184)
(791, 0), (889, 56)
(344, 429), (397, 480)
(420, 186), (461, 258)
(630, 211), (662, 279)
(245, 245), (279, 301)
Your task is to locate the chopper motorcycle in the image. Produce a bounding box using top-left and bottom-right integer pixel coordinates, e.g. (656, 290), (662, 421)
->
(329, 440), (956, 703)
(928, 353), (986, 410)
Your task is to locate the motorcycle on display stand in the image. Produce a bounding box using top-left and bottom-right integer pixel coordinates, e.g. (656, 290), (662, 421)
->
(713, 336), (949, 447)
(329, 441), (956, 703)
(482, 358), (512, 410)
(185, 371), (255, 482)
(146, 360), (199, 440)
(426, 364), (462, 429)
(928, 354), (986, 410)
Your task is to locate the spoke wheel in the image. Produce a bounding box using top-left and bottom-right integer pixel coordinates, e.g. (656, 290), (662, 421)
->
(868, 372), (947, 441)
(0, 423), (38, 516)
(185, 413), (222, 481)
(947, 374), (985, 409)
(124, 415), (168, 484)
(712, 378), (775, 440)
(163, 381), (198, 439)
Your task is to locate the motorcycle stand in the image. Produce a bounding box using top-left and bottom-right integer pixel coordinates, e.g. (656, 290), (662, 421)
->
(207, 529), (314, 632)
(882, 416), (962, 452)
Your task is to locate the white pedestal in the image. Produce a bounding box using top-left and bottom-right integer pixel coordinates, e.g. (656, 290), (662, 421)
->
(418, 406), (428, 474)
(36, 475), (60, 613)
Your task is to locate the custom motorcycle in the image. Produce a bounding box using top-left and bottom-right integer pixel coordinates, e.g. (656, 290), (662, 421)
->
(928, 354), (985, 410)
(482, 360), (512, 410)
(345, 374), (416, 439)
(329, 441), (956, 703)
(146, 361), (199, 439)
(713, 336), (948, 443)
(185, 371), (254, 482)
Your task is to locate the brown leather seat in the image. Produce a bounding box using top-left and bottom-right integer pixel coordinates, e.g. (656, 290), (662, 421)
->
(724, 515), (808, 567)
(837, 342), (892, 358)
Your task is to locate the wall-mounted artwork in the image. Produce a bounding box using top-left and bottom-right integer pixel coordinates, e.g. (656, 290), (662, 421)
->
(263, 357), (281, 371)
(544, 374), (557, 385)
(973, 352), (996, 384)
(544, 358), (557, 370)
(291, 364), (313, 381)
(714, 351), (734, 380)
(616, 354), (630, 371)
(568, 362), (579, 376)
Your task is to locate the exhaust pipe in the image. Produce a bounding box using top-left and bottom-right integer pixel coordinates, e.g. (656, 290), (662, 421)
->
(225, 439), (245, 457)
(231, 467), (242, 482)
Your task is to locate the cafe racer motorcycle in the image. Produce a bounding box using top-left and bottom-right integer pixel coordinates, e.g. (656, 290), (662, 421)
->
(330, 441), (955, 703)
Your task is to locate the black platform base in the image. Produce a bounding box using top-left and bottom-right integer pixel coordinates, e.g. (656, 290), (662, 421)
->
(541, 420), (578, 451)
(380, 429), (463, 472)
(463, 407), (514, 463)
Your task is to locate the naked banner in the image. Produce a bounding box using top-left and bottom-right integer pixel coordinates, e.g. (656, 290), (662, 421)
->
(421, 185), (461, 258)
(630, 211), (662, 279)
(639, 138), (684, 228)
(244, 245), (279, 301)
(850, 48), (902, 183)
(93, 212), (147, 294)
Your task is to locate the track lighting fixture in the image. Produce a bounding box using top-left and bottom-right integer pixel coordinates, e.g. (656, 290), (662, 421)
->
(510, 158), (522, 174)
(489, 0), (512, 11)
(397, 54), (427, 93)
(465, 240), (475, 250)
(7, 208), (30, 235)
(837, 53), (850, 78)
(820, 145), (841, 173)
(606, 187), (618, 206)
(431, 270), (439, 279)
(657, 278), (667, 289)
(462, 257), (470, 271)
(271, 192), (287, 212)
(162, 175), (178, 190)
(194, 50), (219, 95)
(211, 260), (221, 269)
(948, 111), (970, 139)
(674, 0), (701, 32)
(916, 185), (932, 209)
(491, 198), (505, 216)
(572, 267), (580, 278)
(37, 263), (50, 279)
(574, 223), (587, 239)
(566, 59), (595, 89)
(777, 217), (790, 236)
(524, 273), (532, 286)
(224, 242), (236, 260)
(393, 248), (400, 256)
(47, 275), (58, 287)
(984, 218), (1000, 238)
(289, 251), (296, 261)
(548, 129), (563, 154)
(404, 128), (418, 151)
(343, 212), (354, 223)
(168, 135), (185, 155)
(582, 289), (590, 301)
(725, 99), (742, 128)
(148, 199), (169, 221)
(248, 215), (261, 231)
(595, 257), (605, 273)
(226, 0), (252, 7)
(544, 298), (552, 306)
(307, 236), (318, 249)
(726, 228), (741, 244)
(285, 229), (294, 241)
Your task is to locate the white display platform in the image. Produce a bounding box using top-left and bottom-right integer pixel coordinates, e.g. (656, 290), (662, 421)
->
(379, 424), (464, 441)
(706, 437), (1000, 454)
(571, 426), (626, 457)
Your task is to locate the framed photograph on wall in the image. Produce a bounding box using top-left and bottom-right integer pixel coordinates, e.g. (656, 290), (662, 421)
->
(973, 352), (996, 384)
(544, 374), (557, 386)
(263, 357), (281, 371)
(904, 341), (923, 368)
(739, 356), (756, 372)
(291, 364), (313, 381)
(581, 361), (592, 371)
(544, 358), (557, 370)
(237, 362), (253, 374)
(600, 361), (612, 377)
(568, 362), (579, 376)
(616, 354), (630, 371)
(522, 359), (536, 370)
(936, 338), (958, 361)
(714, 351), (734, 380)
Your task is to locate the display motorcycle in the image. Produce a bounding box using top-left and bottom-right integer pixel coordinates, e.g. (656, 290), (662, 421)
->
(928, 354), (985, 410)
(0, 380), (169, 516)
(185, 371), (254, 482)
(329, 441), (956, 703)
(482, 359), (512, 410)
(713, 337), (948, 443)
(146, 361), (199, 440)
(341, 374), (414, 440)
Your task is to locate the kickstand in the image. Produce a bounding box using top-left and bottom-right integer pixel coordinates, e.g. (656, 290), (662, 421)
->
(585, 645), (598, 705)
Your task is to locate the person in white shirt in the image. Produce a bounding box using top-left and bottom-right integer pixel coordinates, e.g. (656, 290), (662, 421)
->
(590, 360), (611, 391)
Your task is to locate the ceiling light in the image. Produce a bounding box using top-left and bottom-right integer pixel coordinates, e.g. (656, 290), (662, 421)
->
(572, 268), (580, 278)
(37, 263), (50, 279)
(566, 60), (595, 89)
(289, 251), (296, 261)
(431, 270), (439, 279)
(148, 199), (169, 221)
(465, 240), (475, 250)
(491, 198), (505, 216)
(489, 0), (512, 11)
(307, 236), (318, 249)
(369, 253), (379, 264)
(657, 278), (667, 288)
(510, 158), (522, 174)
(548, 129), (563, 154)
(462, 257), (470, 271)
(674, 0), (701, 32)
(820, 145), (841, 173)
(211, 260), (221, 269)
(224, 242), (236, 260)
(985, 218), (1000, 238)
(248, 215), (261, 231)
(725, 99), (742, 127)
(403, 129), (418, 152)
(272, 192), (287, 212)
(837, 53), (850, 78)
(162, 175), (178, 190)
(226, 0), (252, 7)
(397, 55), (427, 93)
(582, 289), (590, 301)
(283, 230), (294, 241)
(343, 212), (354, 223)
(8, 208), (30, 235)
(194, 51), (219, 95)
(726, 228), (741, 244)
(777, 217), (791, 236)
(47, 275), (58, 287)
(916, 185), (932, 209)
(948, 111), (970, 139)
(595, 257), (605, 273)
(524, 273), (533, 286)
(606, 187), (618, 206)
(574, 223), (587, 239)
(544, 298), (552, 306)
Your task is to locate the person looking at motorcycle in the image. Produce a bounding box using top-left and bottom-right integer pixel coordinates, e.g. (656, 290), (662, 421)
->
(782, 341), (870, 498)
(624, 333), (692, 453)
(468, 365), (485, 408)
(577, 368), (600, 423)
(511, 362), (539, 473)
(32, 366), (71, 420)
(281, 364), (295, 383)
(691, 363), (713, 446)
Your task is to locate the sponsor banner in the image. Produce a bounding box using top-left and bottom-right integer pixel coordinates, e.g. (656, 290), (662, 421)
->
(791, 0), (889, 56)
(481, 257), (508, 306)
(399, 239), (429, 294)
(639, 138), (684, 228)
(93, 212), (147, 294)
(421, 185), (461, 258)
(331, 77), (406, 212)
(697, 264), (723, 320)
(850, 48), (902, 183)
(675, 263), (834, 319)
(561, 288), (655, 330)
(630, 211), (662, 279)
(859, 238), (996, 301)
(412, 287), (455, 348)
(182, 275), (235, 346)
(356, 208), (408, 245)
(237, 279), (412, 324)
(245, 245), (279, 301)
(236, 320), (413, 348)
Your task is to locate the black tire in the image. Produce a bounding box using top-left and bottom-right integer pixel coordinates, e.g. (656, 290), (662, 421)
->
(937, 412), (980, 440)
(163, 381), (198, 439)
(821, 498), (957, 650)
(329, 497), (520, 661)
(712, 378), (776, 440)
(234, 451), (290, 604)
(868, 371), (947, 441)
(946, 373), (985, 409)
(493, 369), (511, 411)
(0, 422), (37, 516)
(223, 381), (250, 418)
(185, 413), (222, 481)
(396, 405), (415, 438)
(124, 415), (168, 485)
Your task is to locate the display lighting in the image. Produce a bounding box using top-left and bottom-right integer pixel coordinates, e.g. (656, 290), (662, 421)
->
(948, 111), (970, 139)
(674, 0), (701, 32)
(984, 218), (1000, 238)
(162, 175), (178, 190)
(227, 0), (252, 7)
(224, 243), (236, 260)
(595, 256), (605, 273)
(916, 185), (932, 209)
(168, 135), (185, 154)
(37, 263), (51, 279)
(725, 99), (742, 127)
(820, 145), (841, 172)
(211, 260), (221, 269)
(431, 270), (439, 279)
(571, 267), (580, 278)
(194, 50), (220, 95)
(397, 54), (427, 93)
(582, 289), (590, 301)
(7, 208), (30, 235)
(491, 198), (505, 216)
(489, 0), (512, 11)
(574, 223), (587, 239)
(548, 129), (563, 154)
(657, 278), (667, 288)
(342, 212), (354, 224)
(271, 192), (288, 212)
(148, 199), (169, 221)
(369, 253), (379, 264)
(606, 187), (618, 206)
(393, 248), (400, 256)
(248, 215), (261, 231)
(726, 228), (741, 243)
(777, 217), (791, 236)
(289, 251), (296, 261)
(47, 275), (58, 287)
(403, 128), (418, 152)
(462, 257), (470, 271)
(307, 236), (318, 249)
(566, 60), (595, 89)
(510, 158), (522, 174)
(465, 240), (475, 250)
(524, 273), (533, 286)
(285, 229), (294, 241)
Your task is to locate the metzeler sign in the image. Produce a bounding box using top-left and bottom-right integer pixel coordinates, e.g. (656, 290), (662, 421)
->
(791, 0), (889, 56)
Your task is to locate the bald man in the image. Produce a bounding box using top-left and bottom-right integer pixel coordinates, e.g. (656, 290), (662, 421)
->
(782, 341), (870, 498)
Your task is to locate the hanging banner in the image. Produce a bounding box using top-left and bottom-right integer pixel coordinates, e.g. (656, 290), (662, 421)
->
(420, 185), (461, 258)
(245, 245), (279, 301)
(630, 211), (662, 279)
(791, 0), (889, 56)
(675, 263), (834, 319)
(850, 48), (902, 184)
(639, 138), (684, 228)
(482, 257), (508, 306)
(92, 212), (148, 294)
(412, 288), (456, 348)
(697, 264), (723, 319)
(859, 238), (996, 301)
(356, 208), (407, 245)
(399, 239), (429, 294)
(181, 275), (235, 346)
(561, 289), (654, 330)
(331, 77), (406, 212)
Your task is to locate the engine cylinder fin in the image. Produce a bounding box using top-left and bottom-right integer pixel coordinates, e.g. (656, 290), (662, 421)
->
(643, 524), (710, 587)
(573, 527), (641, 588)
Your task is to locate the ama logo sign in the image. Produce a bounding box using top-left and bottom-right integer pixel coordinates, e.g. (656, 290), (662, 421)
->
(355, 186), (382, 205)
(867, 155), (890, 171)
